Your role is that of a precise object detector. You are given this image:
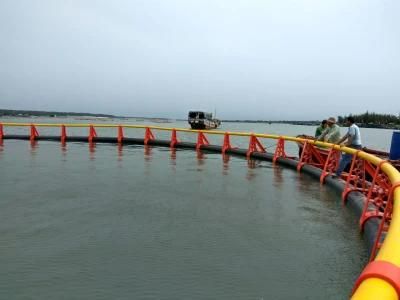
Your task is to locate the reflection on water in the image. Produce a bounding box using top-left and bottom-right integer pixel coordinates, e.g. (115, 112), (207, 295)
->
(196, 150), (205, 169)
(144, 145), (152, 161)
(88, 142), (96, 160)
(222, 154), (230, 175)
(296, 172), (315, 194)
(246, 159), (258, 181)
(273, 165), (284, 188)
(247, 159), (257, 169)
(169, 148), (177, 169)
(30, 140), (39, 156)
(60, 143), (67, 160)
(117, 143), (123, 160)
(170, 148), (176, 160)
(143, 145), (152, 177)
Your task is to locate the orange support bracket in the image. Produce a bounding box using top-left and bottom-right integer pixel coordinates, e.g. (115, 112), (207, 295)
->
(341, 150), (376, 205)
(60, 125), (67, 143)
(144, 127), (155, 145)
(320, 147), (340, 183)
(222, 133), (232, 154)
(196, 132), (209, 151)
(273, 137), (293, 163)
(88, 125), (97, 143)
(170, 129), (179, 148)
(342, 150), (363, 203)
(246, 134), (266, 158)
(117, 125), (124, 143)
(30, 124), (39, 141)
(359, 160), (391, 231)
(296, 141), (326, 172)
(0, 123), (3, 140)
(297, 141), (326, 172)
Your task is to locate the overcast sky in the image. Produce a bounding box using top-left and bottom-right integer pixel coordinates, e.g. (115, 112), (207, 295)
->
(0, 0), (399, 120)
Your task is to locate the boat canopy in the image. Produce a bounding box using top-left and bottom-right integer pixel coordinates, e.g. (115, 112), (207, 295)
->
(188, 111), (213, 119)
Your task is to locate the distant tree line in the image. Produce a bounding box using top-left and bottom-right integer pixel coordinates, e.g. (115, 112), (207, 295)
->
(0, 109), (115, 118)
(338, 111), (400, 128)
(2, 108), (399, 129)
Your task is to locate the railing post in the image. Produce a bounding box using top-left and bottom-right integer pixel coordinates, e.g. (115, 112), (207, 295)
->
(273, 137), (287, 163)
(61, 125), (67, 144)
(30, 124), (39, 142)
(196, 132), (209, 151)
(320, 147), (340, 183)
(222, 132), (232, 154)
(118, 125), (124, 143)
(359, 160), (391, 231)
(297, 141), (326, 172)
(341, 150), (372, 204)
(0, 123), (3, 140)
(170, 129), (178, 148)
(88, 125), (97, 143)
(144, 127), (155, 145)
(246, 134), (266, 159)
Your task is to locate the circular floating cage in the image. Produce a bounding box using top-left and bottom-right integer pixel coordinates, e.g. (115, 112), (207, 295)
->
(1, 122), (400, 299)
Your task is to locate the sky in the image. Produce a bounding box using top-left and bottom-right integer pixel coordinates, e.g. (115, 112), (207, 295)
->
(0, 0), (399, 120)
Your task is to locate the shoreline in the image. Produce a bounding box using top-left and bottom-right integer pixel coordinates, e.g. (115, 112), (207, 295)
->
(1, 115), (399, 130)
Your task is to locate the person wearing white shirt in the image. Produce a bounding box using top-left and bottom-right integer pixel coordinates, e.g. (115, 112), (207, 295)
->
(333, 116), (362, 178)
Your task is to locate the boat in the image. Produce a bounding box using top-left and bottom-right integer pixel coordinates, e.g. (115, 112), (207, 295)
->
(188, 111), (221, 130)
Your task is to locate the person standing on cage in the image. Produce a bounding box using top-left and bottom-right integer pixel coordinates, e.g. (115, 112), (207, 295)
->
(296, 119), (328, 158)
(315, 119), (327, 139)
(333, 116), (362, 178)
(318, 117), (341, 144)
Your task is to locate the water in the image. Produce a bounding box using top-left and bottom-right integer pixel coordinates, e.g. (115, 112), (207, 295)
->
(0, 117), (376, 299)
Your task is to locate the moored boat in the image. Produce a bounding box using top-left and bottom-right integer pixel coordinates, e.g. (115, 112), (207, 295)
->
(188, 111), (221, 130)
